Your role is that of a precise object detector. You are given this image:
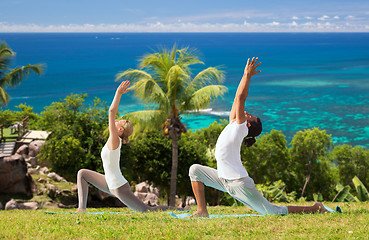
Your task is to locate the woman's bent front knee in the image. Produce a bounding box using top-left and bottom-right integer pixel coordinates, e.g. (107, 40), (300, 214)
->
(77, 169), (88, 179)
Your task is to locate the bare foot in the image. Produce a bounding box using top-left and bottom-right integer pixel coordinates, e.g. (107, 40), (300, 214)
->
(314, 202), (328, 213)
(75, 208), (86, 214)
(188, 210), (209, 218)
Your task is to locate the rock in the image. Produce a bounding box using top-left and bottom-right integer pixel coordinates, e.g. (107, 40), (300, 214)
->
(28, 140), (45, 157)
(57, 203), (69, 208)
(5, 200), (39, 210)
(37, 178), (47, 183)
(133, 182), (161, 206)
(18, 202), (39, 210)
(46, 184), (57, 198)
(28, 166), (40, 175)
(149, 186), (160, 197)
(0, 154), (37, 195)
(16, 144), (29, 156)
(134, 192), (147, 201)
(143, 193), (159, 206)
(39, 167), (49, 175)
(187, 196), (196, 206)
(60, 189), (72, 195)
(133, 192), (159, 206)
(47, 172), (67, 182)
(5, 199), (18, 210)
(176, 196), (196, 208)
(25, 157), (38, 167)
(135, 182), (149, 193)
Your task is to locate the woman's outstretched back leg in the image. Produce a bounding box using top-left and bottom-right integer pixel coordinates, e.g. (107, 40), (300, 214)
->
(110, 183), (181, 212)
(76, 169), (111, 212)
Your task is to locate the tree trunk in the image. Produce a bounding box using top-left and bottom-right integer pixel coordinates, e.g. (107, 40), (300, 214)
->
(301, 173), (310, 197)
(169, 135), (179, 207)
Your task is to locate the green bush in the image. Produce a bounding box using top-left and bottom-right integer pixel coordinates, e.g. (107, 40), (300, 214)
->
(0, 104), (39, 128)
(289, 127), (338, 200)
(330, 144), (369, 187)
(38, 94), (108, 180)
(124, 130), (208, 203)
(241, 129), (292, 186)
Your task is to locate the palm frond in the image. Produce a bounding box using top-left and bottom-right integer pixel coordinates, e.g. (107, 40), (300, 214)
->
(130, 77), (169, 109)
(115, 69), (152, 82)
(166, 65), (189, 101)
(175, 47), (204, 68)
(140, 51), (172, 78)
(181, 85), (228, 112)
(0, 43), (15, 75)
(185, 67), (225, 94)
(122, 110), (168, 138)
(0, 42), (14, 58)
(0, 87), (10, 107)
(2, 63), (44, 87)
(140, 52), (174, 87)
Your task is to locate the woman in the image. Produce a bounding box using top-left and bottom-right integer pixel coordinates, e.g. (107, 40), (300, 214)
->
(188, 58), (328, 217)
(76, 81), (181, 213)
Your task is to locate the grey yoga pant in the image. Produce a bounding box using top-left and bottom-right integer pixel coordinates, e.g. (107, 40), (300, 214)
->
(189, 164), (288, 215)
(76, 169), (174, 212)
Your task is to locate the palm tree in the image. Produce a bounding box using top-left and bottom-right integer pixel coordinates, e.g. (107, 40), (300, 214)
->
(116, 45), (227, 206)
(0, 41), (44, 107)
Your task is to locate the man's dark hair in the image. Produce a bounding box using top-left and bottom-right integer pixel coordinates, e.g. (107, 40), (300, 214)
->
(244, 117), (262, 147)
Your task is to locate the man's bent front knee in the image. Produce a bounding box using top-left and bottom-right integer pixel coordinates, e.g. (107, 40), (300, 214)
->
(189, 164), (204, 181)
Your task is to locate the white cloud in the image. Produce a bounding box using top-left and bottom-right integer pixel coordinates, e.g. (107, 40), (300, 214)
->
(292, 16), (299, 20)
(290, 21), (298, 27)
(0, 21), (368, 33)
(302, 22), (314, 27)
(318, 15), (329, 21)
(346, 15), (355, 19)
(268, 21), (280, 26)
(333, 16), (340, 19)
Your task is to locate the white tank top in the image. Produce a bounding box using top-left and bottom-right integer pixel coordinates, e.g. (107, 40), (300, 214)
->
(101, 141), (127, 189)
(215, 120), (249, 180)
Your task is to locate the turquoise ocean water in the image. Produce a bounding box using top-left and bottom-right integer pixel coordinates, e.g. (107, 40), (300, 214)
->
(1, 33), (368, 147)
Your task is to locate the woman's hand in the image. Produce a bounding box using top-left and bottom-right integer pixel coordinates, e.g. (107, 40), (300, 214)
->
(244, 57), (261, 78)
(117, 80), (130, 95)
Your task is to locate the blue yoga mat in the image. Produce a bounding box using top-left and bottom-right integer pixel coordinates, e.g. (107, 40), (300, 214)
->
(170, 212), (262, 219)
(323, 205), (342, 213)
(170, 205), (342, 219)
(44, 211), (126, 215)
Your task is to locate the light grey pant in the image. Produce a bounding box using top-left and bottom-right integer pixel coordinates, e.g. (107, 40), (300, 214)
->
(189, 164), (288, 215)
(77, 169), (176, 212)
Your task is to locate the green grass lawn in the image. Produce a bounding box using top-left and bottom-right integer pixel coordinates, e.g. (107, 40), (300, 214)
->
(0, 202), (368, 239)
(1, 128), (18, 142)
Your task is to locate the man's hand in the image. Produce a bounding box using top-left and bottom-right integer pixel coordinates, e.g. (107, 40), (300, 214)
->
(117, 80), (130, 95)
(244, 57), (261, 78)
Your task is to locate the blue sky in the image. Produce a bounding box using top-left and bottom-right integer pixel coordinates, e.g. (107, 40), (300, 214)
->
(1, 0), (369, 32)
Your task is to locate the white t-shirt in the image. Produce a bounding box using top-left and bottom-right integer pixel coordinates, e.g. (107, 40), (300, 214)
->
(215, 120), (249, 180)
